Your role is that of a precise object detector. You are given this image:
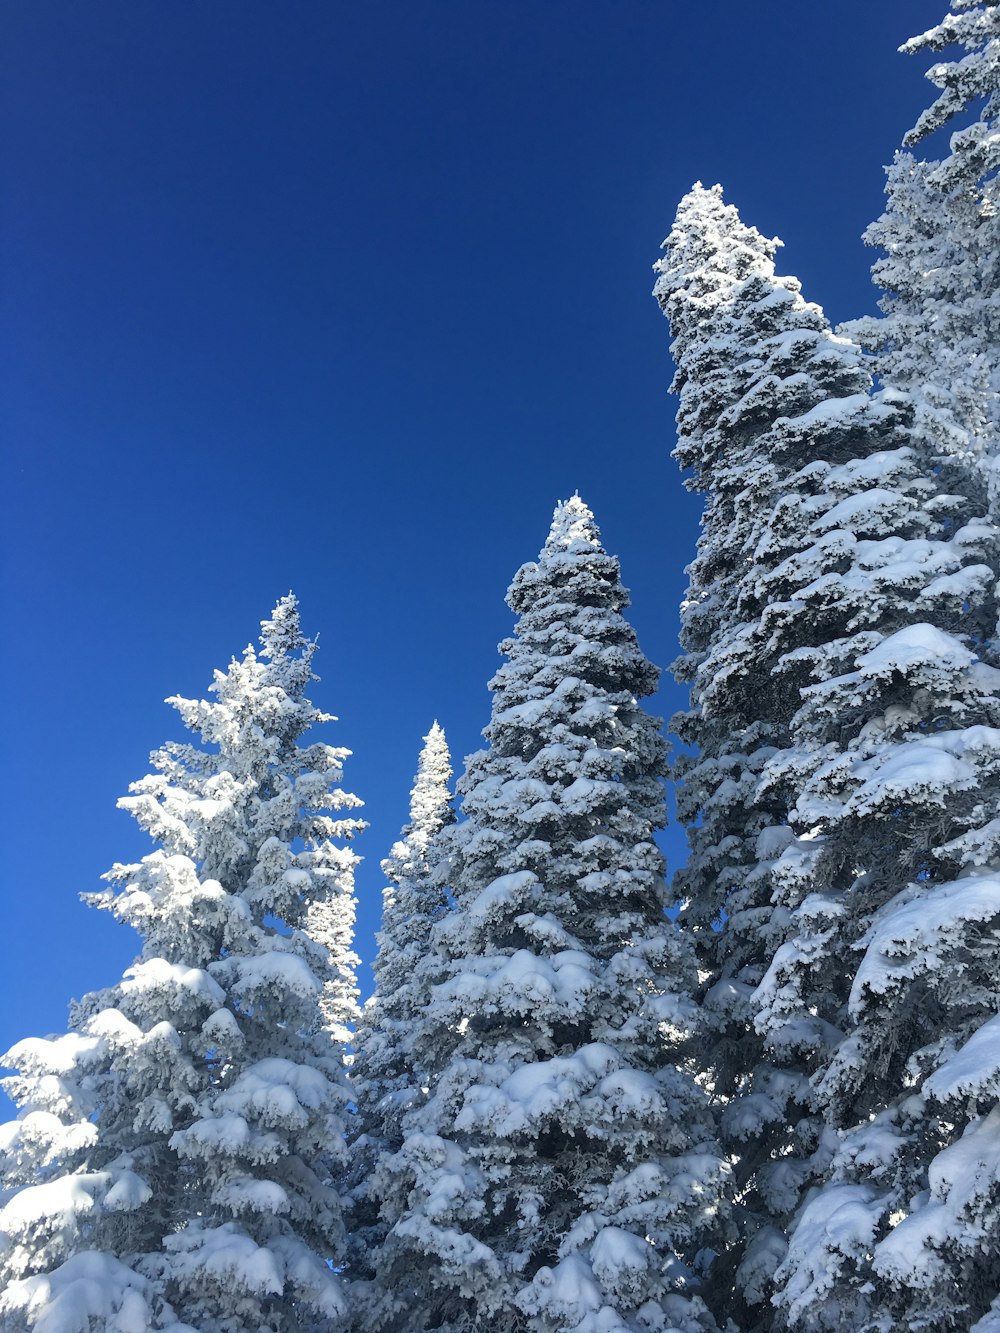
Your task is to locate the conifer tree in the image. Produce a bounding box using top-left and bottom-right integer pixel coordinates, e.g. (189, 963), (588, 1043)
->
(0, 596), (364, 1333)
(347, 723), (454, 1311)
(654, 183), (999, 1331)
(754, 10), (1000, 1325)
(373, 497), (727, 1333)
(845, 150), (998, 476)
(904, 0), (999, 193)
(845, 2), (1000, 486)
(653, 183), (903, 1327)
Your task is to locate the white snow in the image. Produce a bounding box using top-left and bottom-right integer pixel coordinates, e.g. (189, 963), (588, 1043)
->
(925, 1013), (1000, 1103)
(851, 873), (1000, 1013)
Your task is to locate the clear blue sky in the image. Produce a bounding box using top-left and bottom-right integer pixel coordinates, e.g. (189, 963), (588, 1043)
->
(1, 1), (942, 1079)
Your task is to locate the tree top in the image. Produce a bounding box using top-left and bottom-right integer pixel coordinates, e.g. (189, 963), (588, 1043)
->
(542, 494), (603, 556)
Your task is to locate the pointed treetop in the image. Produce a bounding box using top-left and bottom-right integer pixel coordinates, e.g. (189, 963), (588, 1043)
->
(406, 721), (454, 847)
(417, 720), (451, 787)
(653, 180), (783, 309)
(259, 592), (304, 659)
(415, 719), (451, 785)
(542, 493), (604, 556)
(257, 591), (319, 695)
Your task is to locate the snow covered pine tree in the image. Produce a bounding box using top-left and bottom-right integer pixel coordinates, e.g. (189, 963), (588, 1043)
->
(371, 496), (728, 1333)
(655, 182), (1000, 1331)
(653, 182), (903, 1328)
(347, 722), (455, 1317)
(0, 596), (365, 1333)
(845, 0), (1000, 493)
(757, 11), (1000, 1330)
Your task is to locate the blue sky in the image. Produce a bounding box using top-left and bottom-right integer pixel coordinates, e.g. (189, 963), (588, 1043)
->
(1, 0), (943, 1074)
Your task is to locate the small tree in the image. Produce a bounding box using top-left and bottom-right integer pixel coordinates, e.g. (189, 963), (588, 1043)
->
(0, 596), (365, 1333)
(375, 497), (727, 1333)
(348, 723), (454, 1314)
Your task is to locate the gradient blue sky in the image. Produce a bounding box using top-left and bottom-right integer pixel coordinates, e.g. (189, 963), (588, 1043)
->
(1, 1), (943, 1079)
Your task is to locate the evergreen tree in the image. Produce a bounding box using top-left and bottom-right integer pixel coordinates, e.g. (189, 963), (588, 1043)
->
(761, 628), (1000, 1332)
(653, 182), (901, 1328)
(373, 497), (727, 1333)
(0, 596), (365, 1333)
(845, 2), (1000, 487)
(654, 183), (999, 1331)
(903, 0), (1000, 192)
(348, 722), (454, 1314)
(845, 150), (998, 476)
(758, 10), (1000, 1326)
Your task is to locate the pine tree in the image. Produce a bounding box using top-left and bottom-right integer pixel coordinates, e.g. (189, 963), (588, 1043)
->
(373, 497), (727, 1333)
(752, 9), (1000, 1327)
(903, 0), (1000, 191)
(761, 623), (1000, 1332)
(347, 723), (454, 1316)
(845, 150), (998, 475)
(653, 182), (902, 1328)
(0, 596), (365, 1333)
(845, 2), (1000, 486)
(654, 183), (999, 1331)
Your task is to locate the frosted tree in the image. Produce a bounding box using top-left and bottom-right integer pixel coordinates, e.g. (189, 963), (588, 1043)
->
(845, 150), (998, 475)
(760, 626), (1000, 1332)
(846, 2), (1000, 487)
(347, 723), (454, 1307)
(654, 183), (999, 1330)
(903, 0), (999, 190)
(753, 12), (1000, 1327)
(372, 496), (727, 1333)
(652, 182), (902, 1328)
(0, 595), (365, 1333)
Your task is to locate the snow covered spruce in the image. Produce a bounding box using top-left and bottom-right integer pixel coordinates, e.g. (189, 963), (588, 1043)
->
(364, 497), (729, 1333)
(656, 175), (1000, 1330)
(347, 723), (455, 1299)
(845, 0), (1000, 496)
(653, 180), (906, 1328)
(0, 596), (365, 1333)
(760, 9), (1000, 1329)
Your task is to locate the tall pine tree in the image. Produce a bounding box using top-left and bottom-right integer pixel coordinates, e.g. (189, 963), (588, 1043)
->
(373, 496), (727, 1333)
(654, 183), (999, 1331)
(0, 596), (364, 1333)
(759, 10), (1000, 1326)
(653, 182), (901, 1329)
(761, 11), (1000, 1323)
